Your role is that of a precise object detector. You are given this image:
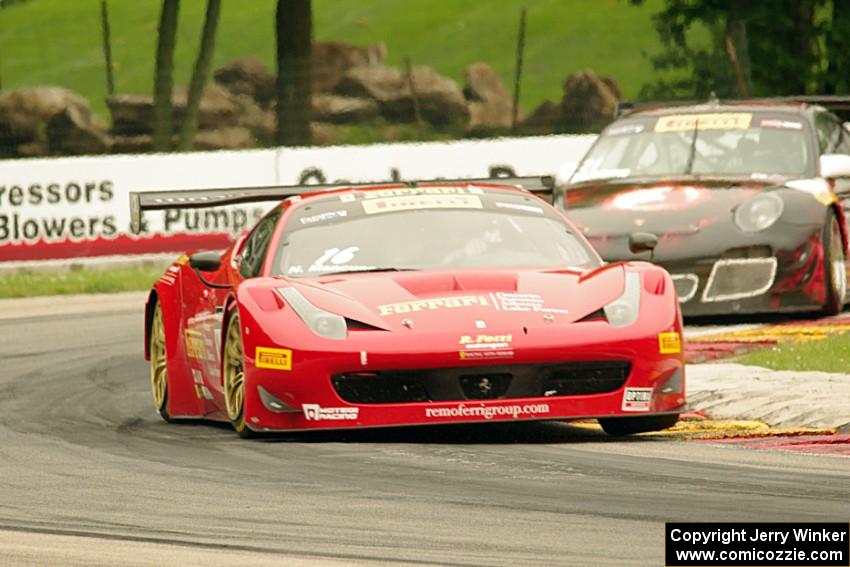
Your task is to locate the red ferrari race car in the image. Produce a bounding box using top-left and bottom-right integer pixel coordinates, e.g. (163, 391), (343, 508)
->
(135, 177), (685, 438)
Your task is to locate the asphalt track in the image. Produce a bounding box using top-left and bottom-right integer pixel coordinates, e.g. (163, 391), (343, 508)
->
(0, 297), (848, 566)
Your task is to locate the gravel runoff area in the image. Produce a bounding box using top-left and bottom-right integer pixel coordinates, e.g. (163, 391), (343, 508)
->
(3, 291), (848, 431)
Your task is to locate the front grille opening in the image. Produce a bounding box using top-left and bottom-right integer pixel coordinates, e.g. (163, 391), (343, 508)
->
(332, 361), (631, 404)
(671, 274), (699, 302)
(542, 361), (631, 396)
(332, 374), (429, 404)
(702, 258), (777, 302)
(459, 373), (511, 399)
(722, 245), (772, 259)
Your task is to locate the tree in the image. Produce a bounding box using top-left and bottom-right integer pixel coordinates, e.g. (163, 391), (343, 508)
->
(825, 0), (850, 94)
(152, 0), (180, 151)
(634, 0), (848, 100)
(177, 0), (222, 151)
(275, 0), (312, 146)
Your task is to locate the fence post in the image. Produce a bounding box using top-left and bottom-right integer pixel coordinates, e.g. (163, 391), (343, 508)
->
(511, 7), (527, 132)
(101, 0), (115, 96)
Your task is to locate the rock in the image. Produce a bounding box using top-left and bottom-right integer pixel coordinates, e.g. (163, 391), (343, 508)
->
(519, 100), (561, 135)
(106, 94), (154, 135)
(312, 94), (379, 123)
(464, 62), (510, 103)
(559, 70), (621, 133)
(335, 65), (468, 126)
(311, 122), (338, 146)
(107, 84), (241, 135)
(193, 126), (255, 151)
(0, 87), (106, 153)
(404, 66), (469, 126)
(232, 94), (275, 145)
(463, 63), (516, 133)
(16, 141), (49, 158)
(111, 127), (257, 154)
(313, 41), (387, 93)
(334, 65), (403, 104)
(110, 134), (153, 154)
(213, 57), (276, 108)
(173, 84), (241, 130)
(47, 105), (111, 155)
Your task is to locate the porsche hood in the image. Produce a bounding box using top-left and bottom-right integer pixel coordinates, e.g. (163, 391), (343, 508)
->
(562, 177), (777, 260)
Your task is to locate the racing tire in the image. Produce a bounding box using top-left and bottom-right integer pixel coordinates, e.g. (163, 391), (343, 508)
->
(598, 414), (679, 436)
(222, 310), (257, 439)
(149, 302), (174, 423)
(821, 210), (847, 316)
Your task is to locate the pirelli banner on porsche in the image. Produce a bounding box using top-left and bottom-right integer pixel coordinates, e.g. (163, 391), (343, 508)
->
(0, 135), (595, 262)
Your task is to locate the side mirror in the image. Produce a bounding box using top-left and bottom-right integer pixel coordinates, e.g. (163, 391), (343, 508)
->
(629, 232), (658, 256)
(189, 251), (222, 272)
(820, 154), (850, 179)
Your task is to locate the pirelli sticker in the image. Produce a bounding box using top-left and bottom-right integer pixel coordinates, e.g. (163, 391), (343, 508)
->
(363, 194), (483, 214)
(256, 347), (292, 370)
(654, 112), (752, 132)
(378, 295), (489, 316)
(658, 332), (682, 354)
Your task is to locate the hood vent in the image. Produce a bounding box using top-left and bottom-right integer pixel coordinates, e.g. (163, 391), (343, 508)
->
(345, 318), (386, 331)
(576, 308), (607, 323)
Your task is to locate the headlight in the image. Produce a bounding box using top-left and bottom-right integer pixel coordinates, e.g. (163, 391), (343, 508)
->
(278, 287), (347, 340)
(603, 272), (641, 328)
(734, 193), (784, 232)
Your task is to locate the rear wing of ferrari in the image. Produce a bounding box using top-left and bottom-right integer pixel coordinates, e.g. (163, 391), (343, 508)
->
(129, 175), (554, 234)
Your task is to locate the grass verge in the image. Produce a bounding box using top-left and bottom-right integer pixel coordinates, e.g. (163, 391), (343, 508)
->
(0, 265), (165, 299)
(736, 334), (850, 374)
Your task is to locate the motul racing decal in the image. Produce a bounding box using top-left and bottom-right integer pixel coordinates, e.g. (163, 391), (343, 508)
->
(302, 404), (358, 421)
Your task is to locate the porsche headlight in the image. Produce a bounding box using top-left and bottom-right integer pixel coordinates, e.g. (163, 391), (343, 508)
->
(603, 272), (641, 328)
(278, 287), (347, 340)
(734, 193), (784, 232)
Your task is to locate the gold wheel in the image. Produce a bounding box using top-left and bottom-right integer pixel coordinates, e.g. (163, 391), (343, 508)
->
(149, 303), (170, 420)
(223, 313), (246, 426)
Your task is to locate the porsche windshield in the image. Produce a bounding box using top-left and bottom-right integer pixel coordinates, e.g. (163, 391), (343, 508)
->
(572, 111), (814, 182)
(275, 190), (597, 277)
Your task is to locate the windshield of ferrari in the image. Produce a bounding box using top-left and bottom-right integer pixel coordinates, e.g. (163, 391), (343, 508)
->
(275, 188), (597, 277)
(572, 111), (814, 182)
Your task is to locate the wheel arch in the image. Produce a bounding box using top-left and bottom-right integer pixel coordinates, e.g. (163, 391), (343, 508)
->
(144, 289), (159, 360)
(829, 202), (848, 252)
(219, 291), (241, 369)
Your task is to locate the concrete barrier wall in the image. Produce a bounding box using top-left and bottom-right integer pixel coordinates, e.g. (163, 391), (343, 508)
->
(0, 134), (596, 262)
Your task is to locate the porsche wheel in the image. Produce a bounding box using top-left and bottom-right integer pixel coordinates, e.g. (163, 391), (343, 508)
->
(598, 414), (679, 436)
(822, 211), (846, 316)
(149, 302), (173, 422)
(223, 311), (255, 438)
